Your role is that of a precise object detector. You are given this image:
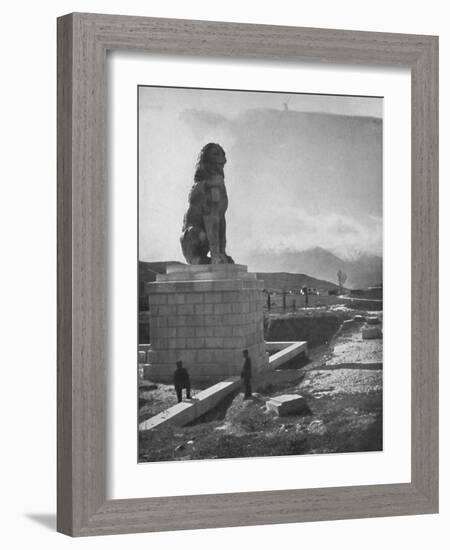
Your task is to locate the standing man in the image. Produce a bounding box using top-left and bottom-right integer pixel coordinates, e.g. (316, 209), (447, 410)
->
(241, 349), (252, 399)
(302, 286), (309, 308)
(173, 360), (191, 403)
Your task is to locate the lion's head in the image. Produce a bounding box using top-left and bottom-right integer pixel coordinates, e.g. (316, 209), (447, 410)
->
(194, 143), (226, 183)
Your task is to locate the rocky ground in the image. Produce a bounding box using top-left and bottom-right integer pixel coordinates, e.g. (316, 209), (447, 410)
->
(139, 310), (383, 462)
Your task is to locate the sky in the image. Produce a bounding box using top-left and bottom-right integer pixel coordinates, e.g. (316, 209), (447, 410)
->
(138, 86), (382, 270)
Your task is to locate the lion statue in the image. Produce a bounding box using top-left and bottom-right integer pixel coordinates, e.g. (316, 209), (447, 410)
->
(180, 143), (234, 265)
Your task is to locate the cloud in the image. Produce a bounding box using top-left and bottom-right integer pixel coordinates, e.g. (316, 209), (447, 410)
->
(180, 109), (229, 127)
(139, 89), (382, 264)
(229, 206), (382, 261)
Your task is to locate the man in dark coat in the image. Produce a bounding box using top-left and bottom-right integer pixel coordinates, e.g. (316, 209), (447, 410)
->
(240, 349), (252, 399)
(173, 360), (191, 403)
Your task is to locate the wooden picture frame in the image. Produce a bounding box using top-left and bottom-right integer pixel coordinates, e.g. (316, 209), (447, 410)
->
(57, 12), (438, 536)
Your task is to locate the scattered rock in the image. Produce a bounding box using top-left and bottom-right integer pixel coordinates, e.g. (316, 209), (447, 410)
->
(353, 315), (366, 322)
(214, 422), (233, 432)
(266, 394), (310, 416)
(279, 423), (294, 432)
(307, 420), (327, 435)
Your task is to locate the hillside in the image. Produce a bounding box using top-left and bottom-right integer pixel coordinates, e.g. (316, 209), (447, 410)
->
(248, 247), (382, 289)
(256, 271), (340, 292)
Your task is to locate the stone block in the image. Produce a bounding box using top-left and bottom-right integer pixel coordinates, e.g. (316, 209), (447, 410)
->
(185, 293), (205, 304)
(166, 263), (247, 276)
(161, 327), (176, 338)
(195, 303), (214, 315)
(203, 314), (223, 326)
(213, 325), (234, 338)
(185, 337), (205, 349)
(177, 304), (195, 315)
(366, 316), (381, 325)
(226, 291), (242, 302)
(204, 337), (225, 349)
(148, 315), (164, 328)
(176, 326), (196, 338)
(213, 303), (232, 314)
(167, 294), (185, 305)
(221, 313), (243, 325)
(195, 326), (215, 338)
(267, 341), (308, 369)
(362, 326), (383, 339)
(204, 292), (223, 303)
(157, 304), (178, 316)
(148, 294), (167, 305)
(266, 394), (309, 416)
(168, 338), (186, 349)
(184, 314), (205, 326)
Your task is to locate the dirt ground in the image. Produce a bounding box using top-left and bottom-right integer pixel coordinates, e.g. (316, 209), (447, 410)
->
(139, 309), (383, 462)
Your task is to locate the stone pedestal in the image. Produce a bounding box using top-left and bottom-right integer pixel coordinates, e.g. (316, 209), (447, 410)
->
(145, 264), (268, 384)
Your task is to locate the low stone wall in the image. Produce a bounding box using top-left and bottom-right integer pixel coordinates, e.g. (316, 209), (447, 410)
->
(265, 314), (341, 348)
(139, 377), (240, 431)
(266, 341), (308, 369)
(139, 340), (308, 431)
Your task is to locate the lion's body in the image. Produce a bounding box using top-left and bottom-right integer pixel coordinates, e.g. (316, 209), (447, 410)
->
(180, 144), (234, 265)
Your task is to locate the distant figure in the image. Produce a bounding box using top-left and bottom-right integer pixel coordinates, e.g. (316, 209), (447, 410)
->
(302, 286), (309, 308)
(267, 291), (271, 310)
(173, 360), (191, 403)
(241, 350), (252, 399)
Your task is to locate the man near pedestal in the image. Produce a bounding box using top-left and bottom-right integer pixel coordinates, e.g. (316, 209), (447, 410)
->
(173, 360), (191, 403)
(241, 349), (252, 399)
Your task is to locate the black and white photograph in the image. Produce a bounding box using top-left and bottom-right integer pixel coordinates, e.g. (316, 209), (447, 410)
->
(138, 85), (383, 462)
(1, 0), (443, 544)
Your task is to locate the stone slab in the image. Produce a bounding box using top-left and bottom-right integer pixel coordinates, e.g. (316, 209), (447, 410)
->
(139, 377), (240, 431)
(157, 271), (257, 282)
(145, 278), (264, 294)
(362, 326), (383, 339)
(166, 263), (248, 275)
(266, 341), (308, 369)
(266, 394), (309, 416)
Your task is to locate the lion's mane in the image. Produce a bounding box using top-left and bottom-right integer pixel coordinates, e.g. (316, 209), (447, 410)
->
(194, 142), (225, 183)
